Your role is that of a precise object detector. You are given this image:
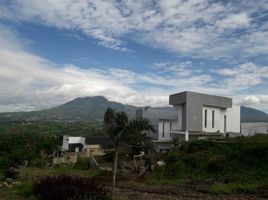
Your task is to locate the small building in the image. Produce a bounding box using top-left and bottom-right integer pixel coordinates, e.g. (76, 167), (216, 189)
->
(169, 91), (240, 140)
(62, 135), (113, 155)
(62, 136), (86, 152)
(241, 122), (268, 136)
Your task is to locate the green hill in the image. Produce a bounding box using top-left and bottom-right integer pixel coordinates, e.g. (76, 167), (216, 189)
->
(0, 96), (138, 122)
(241, 106), (268, 122)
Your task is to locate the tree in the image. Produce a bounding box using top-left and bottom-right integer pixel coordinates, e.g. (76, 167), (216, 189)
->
(123, 118), (155, 155)
(103, 108), (128, 200)
(103, 108), (154, 199)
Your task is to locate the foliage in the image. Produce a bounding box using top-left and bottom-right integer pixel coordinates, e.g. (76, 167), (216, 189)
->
(211, 183), (262, 194)
(154, 135), (268, 192)
(74, 157), (90, 170)
(0, 130), (59, 169)
(123, 118), (155, 155)
(33, 175), (108, 200)
(15, 181), (34, 198)
(103, 108), (154, 199)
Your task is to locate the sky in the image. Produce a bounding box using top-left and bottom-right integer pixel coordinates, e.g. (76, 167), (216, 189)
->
(0, 0), (268, 112)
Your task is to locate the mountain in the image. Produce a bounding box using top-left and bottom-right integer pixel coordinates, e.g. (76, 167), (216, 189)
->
(0, 96), (268, 123)
(0, 96), (138, 122)
(241, 106), (268, 122)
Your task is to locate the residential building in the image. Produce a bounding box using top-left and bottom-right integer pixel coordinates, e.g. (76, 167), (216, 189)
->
(62, 135), (112, 154)
(169, 91), (240, 140)
(62, 136), (86, 152)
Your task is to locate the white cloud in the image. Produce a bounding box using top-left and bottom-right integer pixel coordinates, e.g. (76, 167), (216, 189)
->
(240, 95), (268, 106)
(216, 13), (250, 29)
(1, 0), (267, 59)
(0, 25), (216, 111)
(213, 62), (268, 91)
(0, 22), (268, 112)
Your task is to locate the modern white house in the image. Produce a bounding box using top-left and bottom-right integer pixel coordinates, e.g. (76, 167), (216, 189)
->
(169, 91), (240, 141)
(136, 91), (241, 151)
(62, 135), (86, 152)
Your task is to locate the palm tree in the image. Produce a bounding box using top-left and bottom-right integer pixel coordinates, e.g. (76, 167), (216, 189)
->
(103, 108), (154, 200)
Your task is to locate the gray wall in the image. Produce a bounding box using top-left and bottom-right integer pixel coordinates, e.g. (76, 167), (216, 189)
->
(241, 122), (268, 136)
(170, 91), (232, 132)
(136, 107), (177, 140)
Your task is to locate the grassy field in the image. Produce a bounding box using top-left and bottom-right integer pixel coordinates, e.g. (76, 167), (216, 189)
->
(153, 135), (268, 194)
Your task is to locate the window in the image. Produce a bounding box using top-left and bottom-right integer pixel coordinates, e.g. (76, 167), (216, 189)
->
(162, 122), (165, 138)
(212, 110), (215, 128)
(204, 109), (207, 128)
(169, 122), (172, 138)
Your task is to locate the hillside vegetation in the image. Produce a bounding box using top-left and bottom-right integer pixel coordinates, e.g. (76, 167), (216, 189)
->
(155, 136), (268, 193)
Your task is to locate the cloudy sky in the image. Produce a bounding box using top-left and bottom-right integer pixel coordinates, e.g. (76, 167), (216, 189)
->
(0, 0), (268, 112)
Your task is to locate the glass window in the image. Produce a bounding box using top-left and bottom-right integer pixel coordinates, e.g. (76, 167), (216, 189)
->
(204, 109), (207, 128)
(212, 110), (215, 128)
(162, 122), (165, 138)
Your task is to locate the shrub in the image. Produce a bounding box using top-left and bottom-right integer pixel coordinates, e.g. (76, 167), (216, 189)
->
(16, 181), (34, 198)
(4, 167), (18, 179)
(33, 175), (108, 200)
(74, 157), (90, 170)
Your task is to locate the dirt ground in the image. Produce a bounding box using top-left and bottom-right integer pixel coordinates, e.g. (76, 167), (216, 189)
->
(99, 171), (268, 200)
(114, 184), (268, 200)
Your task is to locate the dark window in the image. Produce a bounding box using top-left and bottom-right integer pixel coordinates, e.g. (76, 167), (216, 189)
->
(162, 122), (165, 138)
(212, 110), (215, 128)
(204, 109), (207, 128)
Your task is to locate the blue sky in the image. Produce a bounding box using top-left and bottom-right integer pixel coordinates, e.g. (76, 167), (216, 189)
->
(0, 0), (268, 112)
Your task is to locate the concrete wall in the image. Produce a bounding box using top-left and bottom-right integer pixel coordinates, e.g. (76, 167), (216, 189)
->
(225, 106), (240, 134)
(202, 106), (221, 132)
(158, 120), (176, 141)
(170, 91), (233, 132)
(136, 107), (177, 140)
(202, 105), (240, 134)
(241, 122), (268, 136)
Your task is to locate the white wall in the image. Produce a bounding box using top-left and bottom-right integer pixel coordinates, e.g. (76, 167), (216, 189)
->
(241, 122), (268, 136)
(202, 106), (221, 132)
(225, 106), (240, 133)
(158, 120), (173, 141)
(62, 135), (69, 151)
(202, 105), (240, 133)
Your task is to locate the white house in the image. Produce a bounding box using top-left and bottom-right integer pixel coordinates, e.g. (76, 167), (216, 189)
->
(169, 91), (241, 141)
(62, 135), (86, 152)
(136, 91), (241, 151)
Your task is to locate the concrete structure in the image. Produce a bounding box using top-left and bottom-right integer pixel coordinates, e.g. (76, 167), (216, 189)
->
(169, 91), (240, 141)
(62, 136), (86, 152)
(136, 107), (177, 151)
(62, 135), (112, 154)
(241, 122), (268, 136)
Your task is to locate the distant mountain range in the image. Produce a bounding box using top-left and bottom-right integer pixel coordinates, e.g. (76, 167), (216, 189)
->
(0, 96), (267, 123)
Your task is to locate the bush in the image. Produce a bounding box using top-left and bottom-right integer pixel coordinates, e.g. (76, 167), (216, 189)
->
(4, 167), (18, 179)
(74, 157), (90, 170)
(16, 181), (34, 198)
(33, 175), (108, 200)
